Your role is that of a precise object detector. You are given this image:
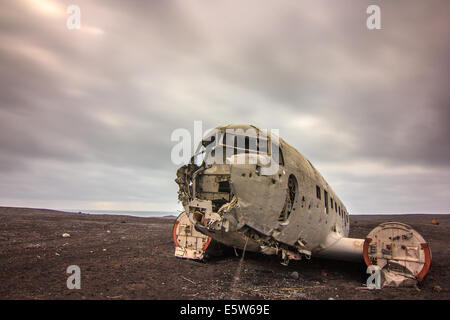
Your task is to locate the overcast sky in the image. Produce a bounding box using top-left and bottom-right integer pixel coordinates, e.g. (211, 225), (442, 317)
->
(0, 0), (449, 214)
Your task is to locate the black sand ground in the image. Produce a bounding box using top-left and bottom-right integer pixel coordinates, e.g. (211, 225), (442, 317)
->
(0, 206), (448, 299)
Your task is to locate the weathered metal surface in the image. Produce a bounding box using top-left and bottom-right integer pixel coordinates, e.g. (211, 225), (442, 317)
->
(173, 124), (431, 284)
(314, 233), (365, 262)
(229, 162), (287, 235)
(363, 222), (431, 286)
(173, 211), (211, 260)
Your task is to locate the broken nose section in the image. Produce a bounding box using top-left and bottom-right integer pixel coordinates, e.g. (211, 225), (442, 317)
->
(174, 162), (301, 260)
(173, 163), (255, 259)
(192, 196), (263, 253)
(173, 197), (261, 259)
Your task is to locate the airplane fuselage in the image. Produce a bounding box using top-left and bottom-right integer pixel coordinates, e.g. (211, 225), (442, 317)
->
(175, 125), (350, 260)
(173, 124), (431, 285)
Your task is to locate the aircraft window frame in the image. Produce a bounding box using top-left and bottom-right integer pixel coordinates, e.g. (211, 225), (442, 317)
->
(245, 136), (250, 154)
(256, 137), (268, 153)
(316, 186), (321, 199)
(218, 132), (283, 166)
(221, 132), (266, 155)
(193, 131), (222, 165)
(271, 144), (284, 166)
(278, 146), (284, 166)
(201, 134), (216, 148)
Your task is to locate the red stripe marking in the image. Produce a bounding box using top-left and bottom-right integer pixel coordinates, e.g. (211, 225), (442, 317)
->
(202, 237), (212, 251)
(416, 243), (431, 282)
(172, 220), (180, 247)
(363, 238), (372, 266)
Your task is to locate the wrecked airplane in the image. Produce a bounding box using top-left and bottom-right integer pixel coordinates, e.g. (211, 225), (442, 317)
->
(173, 124), (431, 287)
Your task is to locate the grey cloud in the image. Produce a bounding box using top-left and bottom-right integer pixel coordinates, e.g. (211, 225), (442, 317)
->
(0, 0), (448, 213)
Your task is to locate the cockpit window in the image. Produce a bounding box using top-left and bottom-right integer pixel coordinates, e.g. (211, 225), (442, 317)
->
(193, 131), (221, 165)
(222, 133), (264, 154)
(223, 132), (236, 148)
(194, 129), (284, 167)
(202, 135), (216, 148)
(274, 144), (284, 166)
